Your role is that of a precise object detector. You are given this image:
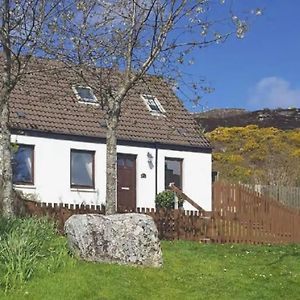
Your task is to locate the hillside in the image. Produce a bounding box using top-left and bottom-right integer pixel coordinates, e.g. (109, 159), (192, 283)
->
(194, 108), (300, 132)
(206, 125), (300, 186)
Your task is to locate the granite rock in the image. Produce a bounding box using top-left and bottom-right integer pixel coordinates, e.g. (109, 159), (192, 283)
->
(64, 213), (163, 267)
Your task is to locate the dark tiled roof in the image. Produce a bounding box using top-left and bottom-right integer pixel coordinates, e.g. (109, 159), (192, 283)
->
(8, 58), (211, 149)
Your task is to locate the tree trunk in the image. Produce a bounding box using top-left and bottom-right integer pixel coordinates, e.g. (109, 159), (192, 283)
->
(0, 0), (14, 217)
(105, 115), (118, 215)
(0, 93), (14, 217)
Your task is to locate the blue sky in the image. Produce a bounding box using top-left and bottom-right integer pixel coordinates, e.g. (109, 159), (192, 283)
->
(184, 0), (300, 112)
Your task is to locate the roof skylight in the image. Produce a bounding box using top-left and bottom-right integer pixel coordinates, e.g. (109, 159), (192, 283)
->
(73, 86), (97, 103)
(141, 94), (165, 114)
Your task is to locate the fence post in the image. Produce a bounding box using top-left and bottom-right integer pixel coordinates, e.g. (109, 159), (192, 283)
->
(174, 192), (179, 210)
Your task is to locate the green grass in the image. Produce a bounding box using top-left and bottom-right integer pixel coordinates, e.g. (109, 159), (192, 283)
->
(1, 241), (300, 300)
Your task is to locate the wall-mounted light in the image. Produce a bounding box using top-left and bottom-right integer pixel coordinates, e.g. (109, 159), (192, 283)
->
(147, 152), (154, 169)
(147, 152), (153, 163)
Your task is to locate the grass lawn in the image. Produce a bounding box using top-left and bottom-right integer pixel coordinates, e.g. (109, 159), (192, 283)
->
(1, 241), (300, 300)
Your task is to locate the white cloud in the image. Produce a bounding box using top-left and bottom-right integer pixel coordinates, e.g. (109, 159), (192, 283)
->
(248, 77), (300, 109)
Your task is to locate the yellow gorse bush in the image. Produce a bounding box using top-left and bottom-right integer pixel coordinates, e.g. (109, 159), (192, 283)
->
(207, 126), (300, 186)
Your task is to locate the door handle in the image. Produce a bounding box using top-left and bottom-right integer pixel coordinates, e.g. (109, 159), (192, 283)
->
(121, 187), (130, 190)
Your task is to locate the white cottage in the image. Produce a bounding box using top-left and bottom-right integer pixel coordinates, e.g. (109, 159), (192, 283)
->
(9, 59), (212, 211)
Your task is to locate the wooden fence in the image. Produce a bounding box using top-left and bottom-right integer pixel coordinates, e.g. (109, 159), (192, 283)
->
(248, 184), (300, 210)
(23, 200), (105, 233)
(22, 181), (300, 244)
(211, 182), (300, 244)
(22, 200), (211, 241)
(143, 208), (211, 242)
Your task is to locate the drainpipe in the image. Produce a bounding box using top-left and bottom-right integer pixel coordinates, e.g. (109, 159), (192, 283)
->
(155, 142), (158, 196)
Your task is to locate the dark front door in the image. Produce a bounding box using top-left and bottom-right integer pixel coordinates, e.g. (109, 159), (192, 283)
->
(117, 154), (136, 212)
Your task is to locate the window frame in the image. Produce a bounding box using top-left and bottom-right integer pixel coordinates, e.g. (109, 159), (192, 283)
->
(72, 85), (98, 104)
(164, 157), (183, 190)
(141, 94), (165, 115)
(70, 149), (95, 189)
(12, 144), (35, 186)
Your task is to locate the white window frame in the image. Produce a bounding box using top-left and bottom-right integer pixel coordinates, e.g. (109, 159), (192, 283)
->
(72, 85), (98, 105)
(70, 149), (95, 189)
(141, 94), (165, 115)
(12, 144), (35, 186)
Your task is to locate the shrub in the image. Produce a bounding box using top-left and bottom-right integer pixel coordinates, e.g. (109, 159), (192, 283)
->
(0, 217), (67, 292)
(155, 190), (184, 209)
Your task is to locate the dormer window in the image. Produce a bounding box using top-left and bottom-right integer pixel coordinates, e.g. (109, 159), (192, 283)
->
(141, 94), (165, 114)
(73, 86), (97, 103)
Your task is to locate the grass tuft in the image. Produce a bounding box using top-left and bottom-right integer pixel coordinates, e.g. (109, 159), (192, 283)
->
(0, 217), (67, 292)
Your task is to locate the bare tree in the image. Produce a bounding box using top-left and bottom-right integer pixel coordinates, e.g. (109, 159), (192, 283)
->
(49, 0), (260, 214)
(0, 0), (261, 216)
(0, 0), (62, 216)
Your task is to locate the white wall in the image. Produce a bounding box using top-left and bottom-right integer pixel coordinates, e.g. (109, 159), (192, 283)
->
(11, 134), (212, 211)
(11, 134), (107, 206)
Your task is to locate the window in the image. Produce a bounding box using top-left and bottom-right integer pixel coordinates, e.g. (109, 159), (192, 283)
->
(117, 157), (134, 168)
(141, 94), (165, 114)
(73, 86), (97, 103)
(12, 144), (34, 185)
(165, 158), (182, 190)
(71, 150), (95, 188)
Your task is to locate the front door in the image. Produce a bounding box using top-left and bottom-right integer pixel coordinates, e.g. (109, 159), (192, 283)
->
(117, 154), (136, 212)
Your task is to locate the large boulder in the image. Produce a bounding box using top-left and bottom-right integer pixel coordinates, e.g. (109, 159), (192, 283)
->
(64, 213), (163, 267)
